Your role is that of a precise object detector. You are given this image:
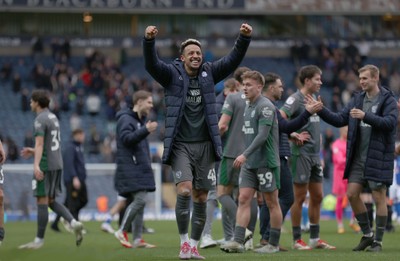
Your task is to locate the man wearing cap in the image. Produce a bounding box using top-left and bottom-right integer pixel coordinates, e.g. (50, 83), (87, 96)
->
(143, 23), (252, 260)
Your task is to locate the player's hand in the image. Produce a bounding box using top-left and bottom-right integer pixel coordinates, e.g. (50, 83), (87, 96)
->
(20, 147), (34, 159)
(145, 26), (158, 39)
(34, 166), (44, 181)
(233, 154), (246, 168)
(350, 108), (365, 120)
(240, 23), (252, 37)
(304, 94), (323, 114)
(73, 176), (81, 190)
(146, 121), (158, 133)
(290, 131), (310, 146)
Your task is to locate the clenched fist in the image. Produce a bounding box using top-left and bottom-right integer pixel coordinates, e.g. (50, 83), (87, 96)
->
(145, 26), (158, 40)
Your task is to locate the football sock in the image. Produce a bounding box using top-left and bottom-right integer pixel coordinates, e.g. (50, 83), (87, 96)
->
(233, 225), (245, 244)
(292, 226), (302, 241)
(309, 223), (319, 239)
(37, 204), (48, 239)
(375, 215), (387, 242)
(175, 194), (191, 235)
(269, 228), (281, 247)
(190, 202), (206, 241)
(355, 212), (373, 236)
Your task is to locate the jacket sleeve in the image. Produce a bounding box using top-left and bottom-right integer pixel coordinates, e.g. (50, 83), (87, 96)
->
(63, 144), (77, 181)
(318, 101), (353, 128)
(211, 34), (251, 83)
(117, 115), (150, 147)
(363, 96), (398, 131)
(278, 108), (311, 134)
(143, 37), (172, 87)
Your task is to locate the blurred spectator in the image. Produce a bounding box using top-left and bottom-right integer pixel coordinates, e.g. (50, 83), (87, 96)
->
(86, 93), (101, 116)
(12, 73), (21, 93)
(31, 36), (44, 61)
(389, 71), (400, 96)
(88, 125), (101, 155)
(0, 62), (12, 82)
(4, 136), (19, 161)
(21, 88), (30, 112)
(101, 132), (117, 163)
(357, 38), (371, 64)
(344, 40), (359, 67)
(22, 130), (34, 148)
(70, 113), (82, 131)
(18, 189), (31, 221)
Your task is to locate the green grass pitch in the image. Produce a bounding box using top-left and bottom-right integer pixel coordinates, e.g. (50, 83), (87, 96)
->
(0, 220), (398, 261)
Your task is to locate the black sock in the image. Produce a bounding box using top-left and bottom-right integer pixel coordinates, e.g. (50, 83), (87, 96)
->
(309, 224), (319, 240)
(190, 202), (206, 241)
(269, 228), (281, 247)
(37, 204), (48, 239)
(292, 226), (302, 241)
(355, 212), (372, 236)
(175, 194), (191, 235)
(375, 215), (387, 242)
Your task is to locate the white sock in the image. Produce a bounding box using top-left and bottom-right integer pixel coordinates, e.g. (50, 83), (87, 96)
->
(180, 234), (189, 245)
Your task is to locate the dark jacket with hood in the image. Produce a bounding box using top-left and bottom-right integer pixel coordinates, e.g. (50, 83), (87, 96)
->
(143, 34), (251, 164)
(318, 86), (398, 185)
(114, 108), (155, 195)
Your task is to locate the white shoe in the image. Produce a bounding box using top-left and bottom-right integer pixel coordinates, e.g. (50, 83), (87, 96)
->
(101, 222), (115, 234)
(200, 234), (217, 249)
(71, 220), (84, 246)
(114, 230), (132, 248)
(179, 241), (191, 260)
(61, 218), (73, 233)
(253, 243), (279, 254)
(220, 240), (245, 253)
(19, 239), (44, 249)
(244, 228), (253, 244)
(244, 238), (254, 250)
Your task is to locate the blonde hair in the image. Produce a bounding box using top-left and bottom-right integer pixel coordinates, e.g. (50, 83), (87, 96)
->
(241, 70), (265, 86)
(358, 64), (380, 78)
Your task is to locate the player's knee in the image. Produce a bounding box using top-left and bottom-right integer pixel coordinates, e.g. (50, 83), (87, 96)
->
(0, 190), (3, 203)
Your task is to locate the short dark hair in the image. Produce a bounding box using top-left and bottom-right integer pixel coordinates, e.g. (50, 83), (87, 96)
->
(233, 66), (251, 84)
(31, 89), (50, 108)
(180, 38), (202, 54)
(72, 128), (84, 136)
(264, 72), (281, 88)
(263, 72), (281, 92)
(132, 90), (152, 105)
(298, 65), (322, 85)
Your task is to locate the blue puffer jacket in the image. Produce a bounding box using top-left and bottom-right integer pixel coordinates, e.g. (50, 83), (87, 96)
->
(114, 108), (155, 195)
(143, 34), (251, 164)
(318, 86), (398, 185)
